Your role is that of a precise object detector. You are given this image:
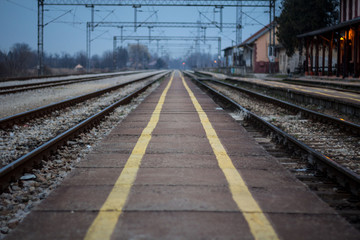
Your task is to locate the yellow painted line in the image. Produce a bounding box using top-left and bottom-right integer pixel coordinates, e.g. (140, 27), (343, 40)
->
(237, 76), (360, 101)
(255, 79), (360, 102)
(180, 72), (279, 240)
(84, 72), (174, 240)
(287, 85), (360, 102)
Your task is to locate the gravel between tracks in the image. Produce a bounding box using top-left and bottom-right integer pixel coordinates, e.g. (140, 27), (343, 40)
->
(0, 71), (141, 87)
(0, 79), (155, 168)
(0, 80), (161, 239)
(0, 71), (159, 118)
(207, 82), (360, 175)
(225, 80), (360, 125)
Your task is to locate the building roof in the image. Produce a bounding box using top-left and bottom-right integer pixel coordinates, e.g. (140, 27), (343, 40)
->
(222, 46), (234, 52)
(297, 17), (360, 38)
(222, 22), (274, 51)
(74, 64), (84, 69)
(237, 23), (272, 47)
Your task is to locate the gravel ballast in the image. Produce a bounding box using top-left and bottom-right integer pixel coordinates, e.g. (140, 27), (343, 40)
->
(0, 71), (143, 88)
(207, 82), (360, 175)
(0, 71), (161, 118)
(0, 79), (155, 168)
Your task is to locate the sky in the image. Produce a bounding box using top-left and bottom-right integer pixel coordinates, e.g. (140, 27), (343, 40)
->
(0, 0), (280, 59)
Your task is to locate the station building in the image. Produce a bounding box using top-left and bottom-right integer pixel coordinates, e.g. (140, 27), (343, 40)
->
(222, 0), (360, 78)
(222, 23), (280, 75)
(298, 0), (360, 78)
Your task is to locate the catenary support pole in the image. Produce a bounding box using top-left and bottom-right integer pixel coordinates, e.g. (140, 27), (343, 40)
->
(37, 0), (44, 76)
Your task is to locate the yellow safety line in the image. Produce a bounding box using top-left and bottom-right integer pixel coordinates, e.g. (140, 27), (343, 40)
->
(284, 85), (360, 102)
(84, 72), (174, 240)
(180, 72), (279, 240)
(250, 78), (360, 102)
(292, 86), (360, 102)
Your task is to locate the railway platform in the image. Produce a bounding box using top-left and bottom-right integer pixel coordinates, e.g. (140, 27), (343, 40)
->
(198, 71), (360, 108)
(6, 71), (359, 239)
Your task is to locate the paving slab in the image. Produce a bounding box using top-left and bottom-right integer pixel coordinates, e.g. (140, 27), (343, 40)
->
(114, 212), (253, 240)
(5, 212), (97, 240)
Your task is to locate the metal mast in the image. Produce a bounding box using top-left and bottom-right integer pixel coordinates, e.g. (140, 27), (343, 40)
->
(38, 1), (275, 74)
(37, 0), (44, 76)
(236, 0), (242, 45)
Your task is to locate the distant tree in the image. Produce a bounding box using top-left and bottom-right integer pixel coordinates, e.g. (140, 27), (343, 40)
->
(185, 52), (214, 68)
(100, 50), (113, 69)
(74, 51), (87, 67)
(128, 44), (151, 69)
(91, 54), (101, 69)
(114, 47), (129, 69)
(155, 58), (167, 69)
(58, 52), (75, 68)
(0, 50), (8, 77)
(45, 53), (63, 68)
(0, 43), (37, 76)
(276, 0), (339, 56)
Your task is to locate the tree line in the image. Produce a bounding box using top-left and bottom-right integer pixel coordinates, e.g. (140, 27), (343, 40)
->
(0, 43), (168, 78)
(276, 0), (339, 57)
(1, 42), (218, 78)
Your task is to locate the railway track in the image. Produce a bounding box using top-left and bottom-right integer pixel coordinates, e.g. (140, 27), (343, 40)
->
(0, 71), (162, 128)
(196, 71), (360, 121)
(0, 71), (169, 192)
(0, 72), (91, 82)
(188, 71), (360, 193)
(0, 71), (142, 95)
(184, 71), (360, 229)
(243, 123), (360, 230)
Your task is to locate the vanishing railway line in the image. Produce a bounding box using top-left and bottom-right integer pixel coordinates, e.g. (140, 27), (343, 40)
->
(185, 71), (360, 229)
(196, 71), (360, 121)
(0, 71), (142, 95)
(1, 71), (359, 239)
(0, 71), (169, 191)
(0, 71), (162, 128)
(185, 71), (360, 195)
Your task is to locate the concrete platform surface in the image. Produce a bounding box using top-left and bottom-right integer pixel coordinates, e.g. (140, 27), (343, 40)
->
(6, 71), (359, 240)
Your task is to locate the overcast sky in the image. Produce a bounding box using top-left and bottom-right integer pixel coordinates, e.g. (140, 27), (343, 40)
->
(0, 0), (280, 59)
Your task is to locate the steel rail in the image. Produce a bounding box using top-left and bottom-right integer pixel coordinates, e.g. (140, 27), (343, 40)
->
(201, 77), (360, 135)
(0, 72), (142, 95)
(196, 71), (360, 118)
(0, 71), (164, 128)
(0, 72), (168, 192)
(184, 71), (360, 197)
(0, 72), (86, 82)
(0, 72), (140, 91)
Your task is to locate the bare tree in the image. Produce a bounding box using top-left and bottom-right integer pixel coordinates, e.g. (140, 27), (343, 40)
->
(114, 47), (129, 69)
(0, 43), (37, 77)
(128, 44), (151, 69)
